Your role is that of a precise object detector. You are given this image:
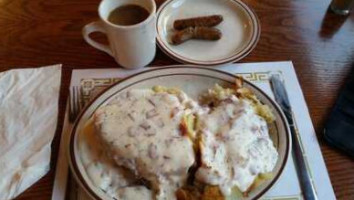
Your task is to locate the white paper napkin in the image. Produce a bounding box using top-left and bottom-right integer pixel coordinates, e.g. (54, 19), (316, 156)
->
(0, 64), (62, 200)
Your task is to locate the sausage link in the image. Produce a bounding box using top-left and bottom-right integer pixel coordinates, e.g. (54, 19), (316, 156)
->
(173, 15), (223, 30)
(193, 27), (221, 40)
(171, 27), (222, 45)
(171, 27), (194, 45)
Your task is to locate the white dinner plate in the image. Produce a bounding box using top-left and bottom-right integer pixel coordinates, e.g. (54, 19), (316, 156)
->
(156, 0), (260, 65)
(68, 66), (291, 200)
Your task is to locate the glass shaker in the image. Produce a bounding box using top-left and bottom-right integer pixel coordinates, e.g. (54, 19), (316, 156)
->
(330, 0), (354, 15)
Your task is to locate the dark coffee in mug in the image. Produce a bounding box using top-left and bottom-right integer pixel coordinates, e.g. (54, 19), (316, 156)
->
(83, 0), (156, 68)
(108, 4), (150, 26)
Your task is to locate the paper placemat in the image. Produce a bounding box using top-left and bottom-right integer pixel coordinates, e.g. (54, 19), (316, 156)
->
(52, 61), (335, 200)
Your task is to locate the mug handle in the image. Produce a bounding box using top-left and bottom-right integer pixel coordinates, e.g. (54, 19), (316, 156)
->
(82, 21), (113, 56)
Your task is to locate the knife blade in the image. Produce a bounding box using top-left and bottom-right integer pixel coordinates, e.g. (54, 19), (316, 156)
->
(270, 74), (318, 200)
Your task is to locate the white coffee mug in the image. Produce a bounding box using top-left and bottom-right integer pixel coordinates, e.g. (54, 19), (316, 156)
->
(83, 0), (157, 69)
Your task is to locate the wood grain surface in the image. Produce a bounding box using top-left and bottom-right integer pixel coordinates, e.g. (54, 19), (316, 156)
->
(0, 0), (353, 199)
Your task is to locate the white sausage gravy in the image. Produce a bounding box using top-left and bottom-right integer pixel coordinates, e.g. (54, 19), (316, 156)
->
(196, 95), (278, 195)
(93, 89), (198, 200)
(77, 87), (278, 200)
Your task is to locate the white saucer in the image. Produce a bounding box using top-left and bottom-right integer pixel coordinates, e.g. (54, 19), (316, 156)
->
(156, 0), (260, 66)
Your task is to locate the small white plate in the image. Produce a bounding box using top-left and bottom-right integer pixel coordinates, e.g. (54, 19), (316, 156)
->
(156, 0), (260, 65)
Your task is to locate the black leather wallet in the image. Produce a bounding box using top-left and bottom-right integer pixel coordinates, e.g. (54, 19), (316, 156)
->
(324, 67), (354, 157)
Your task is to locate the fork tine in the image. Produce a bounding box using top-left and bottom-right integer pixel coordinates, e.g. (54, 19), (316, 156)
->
(76, 86), (81, 115)
(70, 86), (78, 122)
(79, 87), (84, 109)
(69, 87), (75, 122)
(73, 87), (77, 122)
(73, 86), (78, 119)
(74, 86), (80, 119)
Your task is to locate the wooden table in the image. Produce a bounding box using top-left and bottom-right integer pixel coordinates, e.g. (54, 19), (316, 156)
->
(0, 0), (353, 199)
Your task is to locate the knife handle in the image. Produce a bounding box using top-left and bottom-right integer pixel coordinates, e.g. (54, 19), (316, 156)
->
(290, 123), (318, 200)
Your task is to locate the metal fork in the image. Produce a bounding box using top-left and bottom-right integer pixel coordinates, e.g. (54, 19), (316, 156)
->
(69, 86), (82, 123)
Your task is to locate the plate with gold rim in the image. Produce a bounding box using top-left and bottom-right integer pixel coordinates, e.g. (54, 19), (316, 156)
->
(68, 66), (291, 200)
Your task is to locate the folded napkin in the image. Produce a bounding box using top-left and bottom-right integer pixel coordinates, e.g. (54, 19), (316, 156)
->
(0, 65), (61, 200)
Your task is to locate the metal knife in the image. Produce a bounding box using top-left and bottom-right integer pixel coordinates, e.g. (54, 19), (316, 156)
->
(270, 74), (318, 200)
